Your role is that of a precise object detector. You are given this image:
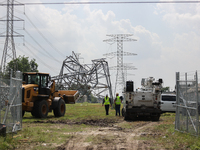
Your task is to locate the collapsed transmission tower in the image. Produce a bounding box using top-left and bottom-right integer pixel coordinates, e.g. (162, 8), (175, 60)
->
(52, 51), (114, 103)
(0, 0), (24, 73)
(103, 34), (137, 94)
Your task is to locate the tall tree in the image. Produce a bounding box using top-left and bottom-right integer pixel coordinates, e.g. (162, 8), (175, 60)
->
(162, 87), (170, 92)
(6, 55), (39, 73)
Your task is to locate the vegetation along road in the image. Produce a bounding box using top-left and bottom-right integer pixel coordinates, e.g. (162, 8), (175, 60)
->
(1, 103), (200, 150)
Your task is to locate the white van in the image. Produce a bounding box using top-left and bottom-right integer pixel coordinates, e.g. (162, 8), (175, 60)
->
(160, 93), (176, 113)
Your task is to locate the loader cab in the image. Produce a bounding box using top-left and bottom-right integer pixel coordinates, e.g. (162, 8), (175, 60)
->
(23, 72), (50, 96)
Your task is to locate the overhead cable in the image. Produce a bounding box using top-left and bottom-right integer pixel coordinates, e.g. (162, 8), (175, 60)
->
(17, 44), (59, 73)
(25, 40), (55, 59)
(24, 29), (61, 63)
(25, 14), (65, 57)
(25, 7), (66, 57)
(24, 45), (59, 73)
(0, 1), (200, 6)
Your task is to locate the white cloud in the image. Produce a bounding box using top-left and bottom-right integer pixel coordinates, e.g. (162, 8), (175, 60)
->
(2, 1), (200, 92)
(156, 3), (200, 32)
(33, 4), (164, 88)
(161, 32), (200, 65)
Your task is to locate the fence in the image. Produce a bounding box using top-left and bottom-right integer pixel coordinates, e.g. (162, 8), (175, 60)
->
(175, 71), (199, 136)
(0, 71), (22, 135)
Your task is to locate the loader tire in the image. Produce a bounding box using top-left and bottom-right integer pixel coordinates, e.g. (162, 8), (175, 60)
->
(53, 99), (66, 117)
(34, 100), (49, 118)
(31, 110), (36, 117)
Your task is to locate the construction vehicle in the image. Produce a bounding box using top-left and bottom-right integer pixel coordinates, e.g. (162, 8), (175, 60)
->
(22, 72), (79, 118)
(122, 77), (163, 121)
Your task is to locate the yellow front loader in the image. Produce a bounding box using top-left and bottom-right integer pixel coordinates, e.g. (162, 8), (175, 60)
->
(22, 72), (79, 118)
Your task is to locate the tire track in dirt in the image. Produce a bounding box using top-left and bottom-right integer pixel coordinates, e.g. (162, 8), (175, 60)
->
(56, 120), (160, 150)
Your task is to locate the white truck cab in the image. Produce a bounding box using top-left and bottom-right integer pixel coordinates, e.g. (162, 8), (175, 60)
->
(160, 92), (176, 113)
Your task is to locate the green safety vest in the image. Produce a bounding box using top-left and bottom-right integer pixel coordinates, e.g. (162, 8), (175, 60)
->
(115, 96), (121, 105)
(104, 97), (110, 105)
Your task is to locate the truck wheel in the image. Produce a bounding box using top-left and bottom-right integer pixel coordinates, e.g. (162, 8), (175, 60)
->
(34, 100), (49, 118)
(151, 114), (160, 121)
(131, 115), (137, 121)
(124, 112), (130, 121)
(53, 99), (66, 117)
(124, 115), (129, 120)
(138, 115), (145, 121)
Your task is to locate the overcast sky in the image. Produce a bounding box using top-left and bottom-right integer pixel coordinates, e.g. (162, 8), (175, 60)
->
(0, 0), (200, 92)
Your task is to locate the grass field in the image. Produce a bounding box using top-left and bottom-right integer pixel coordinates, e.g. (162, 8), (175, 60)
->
(0, 103), (200, 149)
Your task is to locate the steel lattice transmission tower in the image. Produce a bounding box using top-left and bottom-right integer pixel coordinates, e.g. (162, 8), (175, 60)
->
(0, 0), (23, 73)
(52, 51), (114, 103)
(123, 63), (137, 82)
(103, 34), (137, 94)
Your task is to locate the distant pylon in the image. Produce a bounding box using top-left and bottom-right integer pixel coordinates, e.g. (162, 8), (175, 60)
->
(0, 0), (23, 73)
(103, 34), (137, 94)
(123, 63), (137, 82)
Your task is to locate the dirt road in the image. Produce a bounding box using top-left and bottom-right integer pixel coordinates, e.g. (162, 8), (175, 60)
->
(56, 117), (162, 150)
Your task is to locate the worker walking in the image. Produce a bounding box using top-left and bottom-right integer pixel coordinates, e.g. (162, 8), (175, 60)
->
(114, 93), (122, 116)
(102, 94), (111, 115)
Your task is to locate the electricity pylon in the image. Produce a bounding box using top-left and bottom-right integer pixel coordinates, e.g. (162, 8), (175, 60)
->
(123, 63), (137, 82)
(52, 51), (114, 104)
(103, 34), (137, 95)
(0, 0), (23, 73)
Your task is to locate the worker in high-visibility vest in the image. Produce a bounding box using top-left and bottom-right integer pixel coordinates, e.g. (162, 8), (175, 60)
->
(114, 93), (122, 116)
(102, 94), (111, 115)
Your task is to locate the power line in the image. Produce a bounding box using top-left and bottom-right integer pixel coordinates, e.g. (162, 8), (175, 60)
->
(25, 40), (55, 59)
(0, 1), (200, 6)
(25, 14), (65, 57)
(16, 44), (59, 73)
(24, 29), (61, 64)
(24, 45), (59, 73)
(25, 7), (66, 57)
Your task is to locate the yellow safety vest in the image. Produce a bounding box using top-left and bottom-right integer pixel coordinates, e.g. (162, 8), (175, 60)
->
(115, 96), (121, 105)
(104, 97), (110, 105)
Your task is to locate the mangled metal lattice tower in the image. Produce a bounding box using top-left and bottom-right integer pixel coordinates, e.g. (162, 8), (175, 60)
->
(52, 51), (114, 103)
(103, 34), (137, 94)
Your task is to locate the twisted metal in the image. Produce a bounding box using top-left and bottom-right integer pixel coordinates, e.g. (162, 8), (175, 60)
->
(52, 52), (113, 103)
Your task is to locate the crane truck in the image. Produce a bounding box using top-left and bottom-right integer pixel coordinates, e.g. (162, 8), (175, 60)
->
(22, 72), (79, 118)
(122, 77), (163, 121)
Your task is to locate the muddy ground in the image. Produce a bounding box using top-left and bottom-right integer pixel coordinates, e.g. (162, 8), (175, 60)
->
(47, 117), (164, 150)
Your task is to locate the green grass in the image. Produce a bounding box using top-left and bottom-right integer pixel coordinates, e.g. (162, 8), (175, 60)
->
(22, 103), (117, 122)
(0, 135), (17, 150)
(1, 104), (200, 150)
(139, 113), (200, 150)
(1, 103), (117, 150)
